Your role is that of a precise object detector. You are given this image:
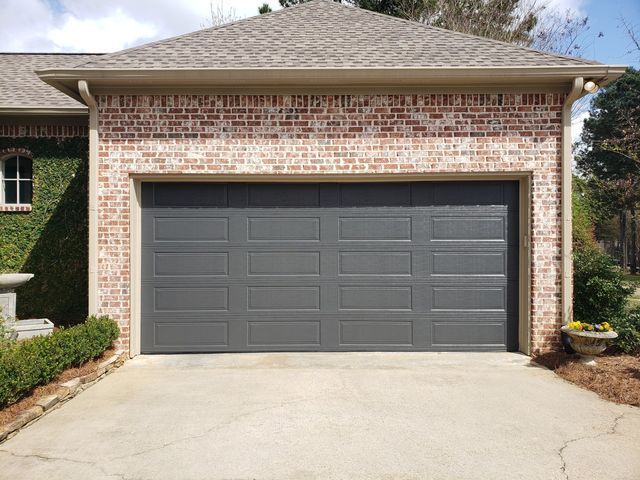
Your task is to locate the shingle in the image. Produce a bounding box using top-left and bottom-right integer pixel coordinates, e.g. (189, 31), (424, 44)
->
(0, 53), (99, 109)
(77, 0), (599, 70)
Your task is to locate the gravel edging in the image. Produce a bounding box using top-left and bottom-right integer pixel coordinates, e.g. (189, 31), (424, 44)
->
(0, 350), (127, 443)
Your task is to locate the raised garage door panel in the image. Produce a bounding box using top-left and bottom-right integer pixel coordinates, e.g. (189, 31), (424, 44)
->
(141, 181), (519, 352)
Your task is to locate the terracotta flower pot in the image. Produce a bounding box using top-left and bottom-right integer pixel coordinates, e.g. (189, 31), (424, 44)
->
(560, 326), (618, 365)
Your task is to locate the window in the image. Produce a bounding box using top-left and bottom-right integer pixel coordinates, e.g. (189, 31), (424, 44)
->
(1, 156), (33, 205)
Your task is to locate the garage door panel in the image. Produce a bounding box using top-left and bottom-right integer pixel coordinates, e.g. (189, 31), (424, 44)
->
(247, 286), (321, 311)
(339, 183), (412, 207)
(153, 287), (229, 312)
(248, 321), (321, 346)
(247, 251), (320, 276)
(247, 183), (321, 207)
(339, 286), (413, 311)
(143, 182), (229, 208)
(152, 252), (229, 277)
(154, 322), (229, 348)
(431, 321), (505, 346)
(152, 217), (229, 243)
(339, 217), (412, 241)
(339, 251), (413, 276)
(141, 181), (520, 352)
(247, 217), (320, 241)
(430, 286), (506, 312)
(431, 216), (506, 242)
(431, 251), (507, 276)
(340, 320), (413, 345)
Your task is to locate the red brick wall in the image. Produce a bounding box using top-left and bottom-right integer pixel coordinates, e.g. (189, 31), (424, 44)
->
(0, 124), (88, 138)
(97, 93), (564, 353)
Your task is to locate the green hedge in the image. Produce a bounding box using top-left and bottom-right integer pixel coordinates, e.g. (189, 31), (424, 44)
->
(0, 137), (88, 326)
(0, 316), (119, 408)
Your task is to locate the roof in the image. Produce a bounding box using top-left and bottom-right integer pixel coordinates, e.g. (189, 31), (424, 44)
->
(35, 0), (626, 99)
(0, 53), (100, 113)
(76, 0), (598, 70)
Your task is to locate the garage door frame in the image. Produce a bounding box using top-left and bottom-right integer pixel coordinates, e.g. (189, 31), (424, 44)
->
(128, 173), (531, 357)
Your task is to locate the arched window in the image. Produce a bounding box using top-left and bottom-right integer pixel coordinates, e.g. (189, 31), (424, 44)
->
(1, 155), (33, 205)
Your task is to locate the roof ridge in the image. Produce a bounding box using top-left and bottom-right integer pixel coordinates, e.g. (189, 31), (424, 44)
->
(66, 0), (603, 71)
(73, 1), (315, 68)
(320, 0), (598, 66)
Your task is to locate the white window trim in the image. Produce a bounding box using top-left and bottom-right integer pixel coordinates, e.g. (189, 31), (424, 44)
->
(0, 155), (33, 206)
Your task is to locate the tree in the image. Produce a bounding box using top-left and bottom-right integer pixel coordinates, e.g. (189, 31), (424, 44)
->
(274, 0), (592, 53)
(202, 0), (238, 27)
(577, 68), (640, 274)
(621, 17), (640, 60)
(259, 3), (273, 13)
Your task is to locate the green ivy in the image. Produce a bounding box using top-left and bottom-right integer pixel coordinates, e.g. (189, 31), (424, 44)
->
(0, 316), (119, 407)
(0, 137), (88, 327)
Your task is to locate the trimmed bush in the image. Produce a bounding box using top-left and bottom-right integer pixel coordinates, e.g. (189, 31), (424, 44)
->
(573, 248), (633, 325)
(0, 316), (118, 408)
(613, 307), (640, 354)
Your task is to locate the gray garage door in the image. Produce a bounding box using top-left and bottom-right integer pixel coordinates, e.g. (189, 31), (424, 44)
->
(141, 181), (519, 353)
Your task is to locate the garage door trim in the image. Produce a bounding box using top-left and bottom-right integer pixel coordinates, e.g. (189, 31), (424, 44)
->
(127, 174), (531, 356)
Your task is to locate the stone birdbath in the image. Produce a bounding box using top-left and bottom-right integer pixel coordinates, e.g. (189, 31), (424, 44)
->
(561, 325), (618, 365)
(0, 273), (53, 340)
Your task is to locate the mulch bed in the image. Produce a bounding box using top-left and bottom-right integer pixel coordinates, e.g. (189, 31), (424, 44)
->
(533, 351), (640, 407)
(0, 347), (116, 426)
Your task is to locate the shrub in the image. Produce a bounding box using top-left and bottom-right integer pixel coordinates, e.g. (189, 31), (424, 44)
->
(613, 307), (640, 354)
(573, 248), (633, 325)
(0, 316), (119, 408)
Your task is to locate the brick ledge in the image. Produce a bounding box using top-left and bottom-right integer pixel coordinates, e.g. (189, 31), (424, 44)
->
(0, 204), (32, 213)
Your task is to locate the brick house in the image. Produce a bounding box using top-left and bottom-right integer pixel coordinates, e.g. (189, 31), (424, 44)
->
(1, 0), (625, 355)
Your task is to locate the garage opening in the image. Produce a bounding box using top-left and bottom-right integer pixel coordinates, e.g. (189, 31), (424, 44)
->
(141, 181), (519, 353)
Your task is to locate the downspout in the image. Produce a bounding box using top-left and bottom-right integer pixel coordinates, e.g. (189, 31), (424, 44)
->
(78, 80), (99, 316)
(561, 77), (585, 328)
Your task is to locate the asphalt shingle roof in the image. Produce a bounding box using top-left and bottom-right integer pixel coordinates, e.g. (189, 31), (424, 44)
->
(0, 53), (99, 109)
(76, 0), (599, 70)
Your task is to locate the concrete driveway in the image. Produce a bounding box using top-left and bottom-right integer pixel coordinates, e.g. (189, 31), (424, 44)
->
(1, 353), (639, 480)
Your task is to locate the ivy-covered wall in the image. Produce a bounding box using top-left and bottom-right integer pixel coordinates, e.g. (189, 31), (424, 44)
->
(0, 137), (88, 327)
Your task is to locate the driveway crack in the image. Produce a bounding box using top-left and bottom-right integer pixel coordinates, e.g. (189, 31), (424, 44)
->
(557, 413), (626, 480)
(0, 448), (96, 466)
(0, 448), (134, 480)
(108, 395), (316, 462)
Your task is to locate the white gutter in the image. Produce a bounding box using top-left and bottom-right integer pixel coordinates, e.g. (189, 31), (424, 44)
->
(0, 107), (87, 115)
(78, 80), (99, 316)
(561, 77), (587, 327)
(37, 65), (628, 97)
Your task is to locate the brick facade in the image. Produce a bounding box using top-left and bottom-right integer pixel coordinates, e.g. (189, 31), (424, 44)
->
(97, 93), (564, 353)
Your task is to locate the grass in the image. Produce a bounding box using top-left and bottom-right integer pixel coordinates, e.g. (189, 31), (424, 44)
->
(623, 273), (640, 285)
(624, 274), (640, 310)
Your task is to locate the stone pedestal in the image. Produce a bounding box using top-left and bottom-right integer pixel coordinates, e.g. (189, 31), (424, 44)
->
(0, 273), (34, 319)
(0, 290), (16, 319)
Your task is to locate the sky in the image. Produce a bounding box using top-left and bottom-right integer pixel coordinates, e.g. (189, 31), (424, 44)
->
(0, 0), (637, 140)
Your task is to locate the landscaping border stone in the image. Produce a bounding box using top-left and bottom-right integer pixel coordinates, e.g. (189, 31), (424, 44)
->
(0, 350), (126, 443)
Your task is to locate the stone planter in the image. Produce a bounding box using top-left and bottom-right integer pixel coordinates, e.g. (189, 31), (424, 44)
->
(13, 318), (54, 340)
(0, 273), (34, 290)
(560, 326), (618, 365)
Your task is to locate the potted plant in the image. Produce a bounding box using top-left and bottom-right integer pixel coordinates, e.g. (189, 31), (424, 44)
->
(561, 321), (618, 365)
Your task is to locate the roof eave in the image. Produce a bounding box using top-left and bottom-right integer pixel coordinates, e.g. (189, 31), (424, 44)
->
(37, 65), (628, 101)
